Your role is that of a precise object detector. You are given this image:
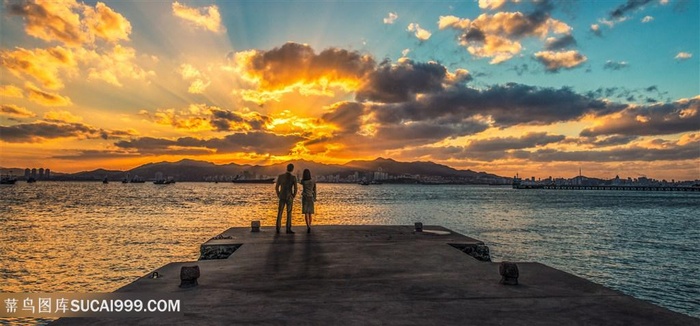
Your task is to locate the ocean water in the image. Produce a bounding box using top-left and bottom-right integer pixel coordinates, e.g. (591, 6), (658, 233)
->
(1, 182), (698, 323)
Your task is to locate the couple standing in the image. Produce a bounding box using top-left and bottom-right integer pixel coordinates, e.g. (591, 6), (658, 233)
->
(275, 164), (316, 234)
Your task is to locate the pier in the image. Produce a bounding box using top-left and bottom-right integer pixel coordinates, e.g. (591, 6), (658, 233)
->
(51, 225), (697, 325)
(514, 184), (700, 191)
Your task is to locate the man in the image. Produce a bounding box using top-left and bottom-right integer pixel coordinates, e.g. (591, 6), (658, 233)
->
(275, 163), (298, 234)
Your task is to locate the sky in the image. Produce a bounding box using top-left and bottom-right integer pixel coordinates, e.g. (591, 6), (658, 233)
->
(0, 0), (698, 180)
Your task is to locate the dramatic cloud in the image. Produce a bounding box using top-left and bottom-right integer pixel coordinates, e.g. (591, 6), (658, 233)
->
(1, 104), (36, 118)
(0, 121), (134, 143)
(0, 85), (23, 98)
(231, 42), (375, 99)
(1, 46), (77, 89)
(581, 97), (700, 137)
(356, 59), (467, 103)
(675, 52), (692, 60)
(172, 1), (225, 33)
(209, 109), (271, 132)
(115, 132), (304, 156)
(534, 50), (587, 72)
(368, 82), (623, 129)
(6, 0), (131, 45)
(466, 132), (566, 152)
(25, 83), (72, 106)
(439, 2), (575, 64)
(525, 140), (699, 162)
(407, 23), (432, 41)
(383, 12), (398, 24)
(590, 24), (602, 36)
(603, 60), (629, 71)
(321, 101), (366, 135)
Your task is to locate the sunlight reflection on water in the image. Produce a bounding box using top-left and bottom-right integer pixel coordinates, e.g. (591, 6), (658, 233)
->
(1, 182), (698, 320)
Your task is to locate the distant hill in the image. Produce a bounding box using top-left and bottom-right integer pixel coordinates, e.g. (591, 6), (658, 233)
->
(2, 158), (510, 183)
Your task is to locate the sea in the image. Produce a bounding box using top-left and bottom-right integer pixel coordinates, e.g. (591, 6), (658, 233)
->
(1, 181), (698, 324)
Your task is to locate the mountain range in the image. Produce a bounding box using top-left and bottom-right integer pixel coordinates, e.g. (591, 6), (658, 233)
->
(1, 158), (509, 184)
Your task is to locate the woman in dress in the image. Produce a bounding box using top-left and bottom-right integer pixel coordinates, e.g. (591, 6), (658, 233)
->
(300, 169), (316, 233)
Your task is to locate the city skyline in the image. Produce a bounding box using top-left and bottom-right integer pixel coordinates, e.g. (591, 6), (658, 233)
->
(1, 0), (698, 180)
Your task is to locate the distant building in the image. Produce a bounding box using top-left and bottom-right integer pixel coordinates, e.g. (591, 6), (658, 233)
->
(31, 168), (37, 178)
(45, 169), (50, 179)
(24, 168), (30, 178)
(39, 168), (45, 179)
(373, 167), (388, 181)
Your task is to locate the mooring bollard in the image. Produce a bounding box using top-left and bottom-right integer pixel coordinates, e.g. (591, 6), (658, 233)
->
(180, 265), (200, 288)
(499, 261), (519, 285)
(251, 220), (261, 232)
(414, 222), (423, 232)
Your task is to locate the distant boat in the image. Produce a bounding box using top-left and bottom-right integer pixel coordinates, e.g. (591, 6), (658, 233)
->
(27, 176), (36, 183)
(103, 177), (109, 184)
(154, 177), (176, 185)
(359, 180), (370, 185)
(1, 174), (17, 184)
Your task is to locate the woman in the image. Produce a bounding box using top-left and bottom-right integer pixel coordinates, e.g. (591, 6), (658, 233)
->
(300, 169), (316, 233)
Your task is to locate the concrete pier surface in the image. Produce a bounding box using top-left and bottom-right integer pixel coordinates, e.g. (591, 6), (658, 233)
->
(51, 225), (697, 325)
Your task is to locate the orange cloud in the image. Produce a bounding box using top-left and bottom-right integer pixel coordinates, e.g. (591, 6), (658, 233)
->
(1, 46), (77, 89)
(172, 1), (226, 33)
(25, 83), (72, 106)
(7, 0), (131, 46)
(0, 85), (24, 98)
(232, 42), (375, 101)
(83, 2), (132, 43)
(534, 50), (587, 71)
(43, 110), (83, 123)
(1, 104), (36, 118)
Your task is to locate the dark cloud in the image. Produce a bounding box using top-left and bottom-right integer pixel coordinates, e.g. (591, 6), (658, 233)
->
(209, 109), (270, 131)
(527, 141), (699, 162)
(374, 119), (489, 145)
(466, 132), (566, 152)
(51, 149), (145, 160)
(321, 101), (365, 135)
(610, 0), (654, 19)
(544, 34), (577, 50)
(603, 60), (629, 71)
(356, 59), (465, 103)
(581, 97), (699, 137)
(579, 135), (639, 147)
(369, 83), (624, 128)
(0, 122), (133, 143)
(401, 137), (698, 162)
(115, 132), (304, 156)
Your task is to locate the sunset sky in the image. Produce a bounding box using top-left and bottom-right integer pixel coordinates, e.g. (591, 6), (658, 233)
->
(1, 0), (698, 180)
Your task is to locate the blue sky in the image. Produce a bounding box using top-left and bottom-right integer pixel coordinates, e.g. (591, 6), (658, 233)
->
(1, 0), (698, 179)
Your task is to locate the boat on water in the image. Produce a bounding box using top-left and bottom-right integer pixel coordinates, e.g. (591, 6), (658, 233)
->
(26, 176), (36, 183)
(1, 174), (17, 184)
(154, 178), (176, 185)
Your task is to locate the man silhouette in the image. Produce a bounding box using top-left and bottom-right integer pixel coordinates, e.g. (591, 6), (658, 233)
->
(275, 163), (298, 234)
